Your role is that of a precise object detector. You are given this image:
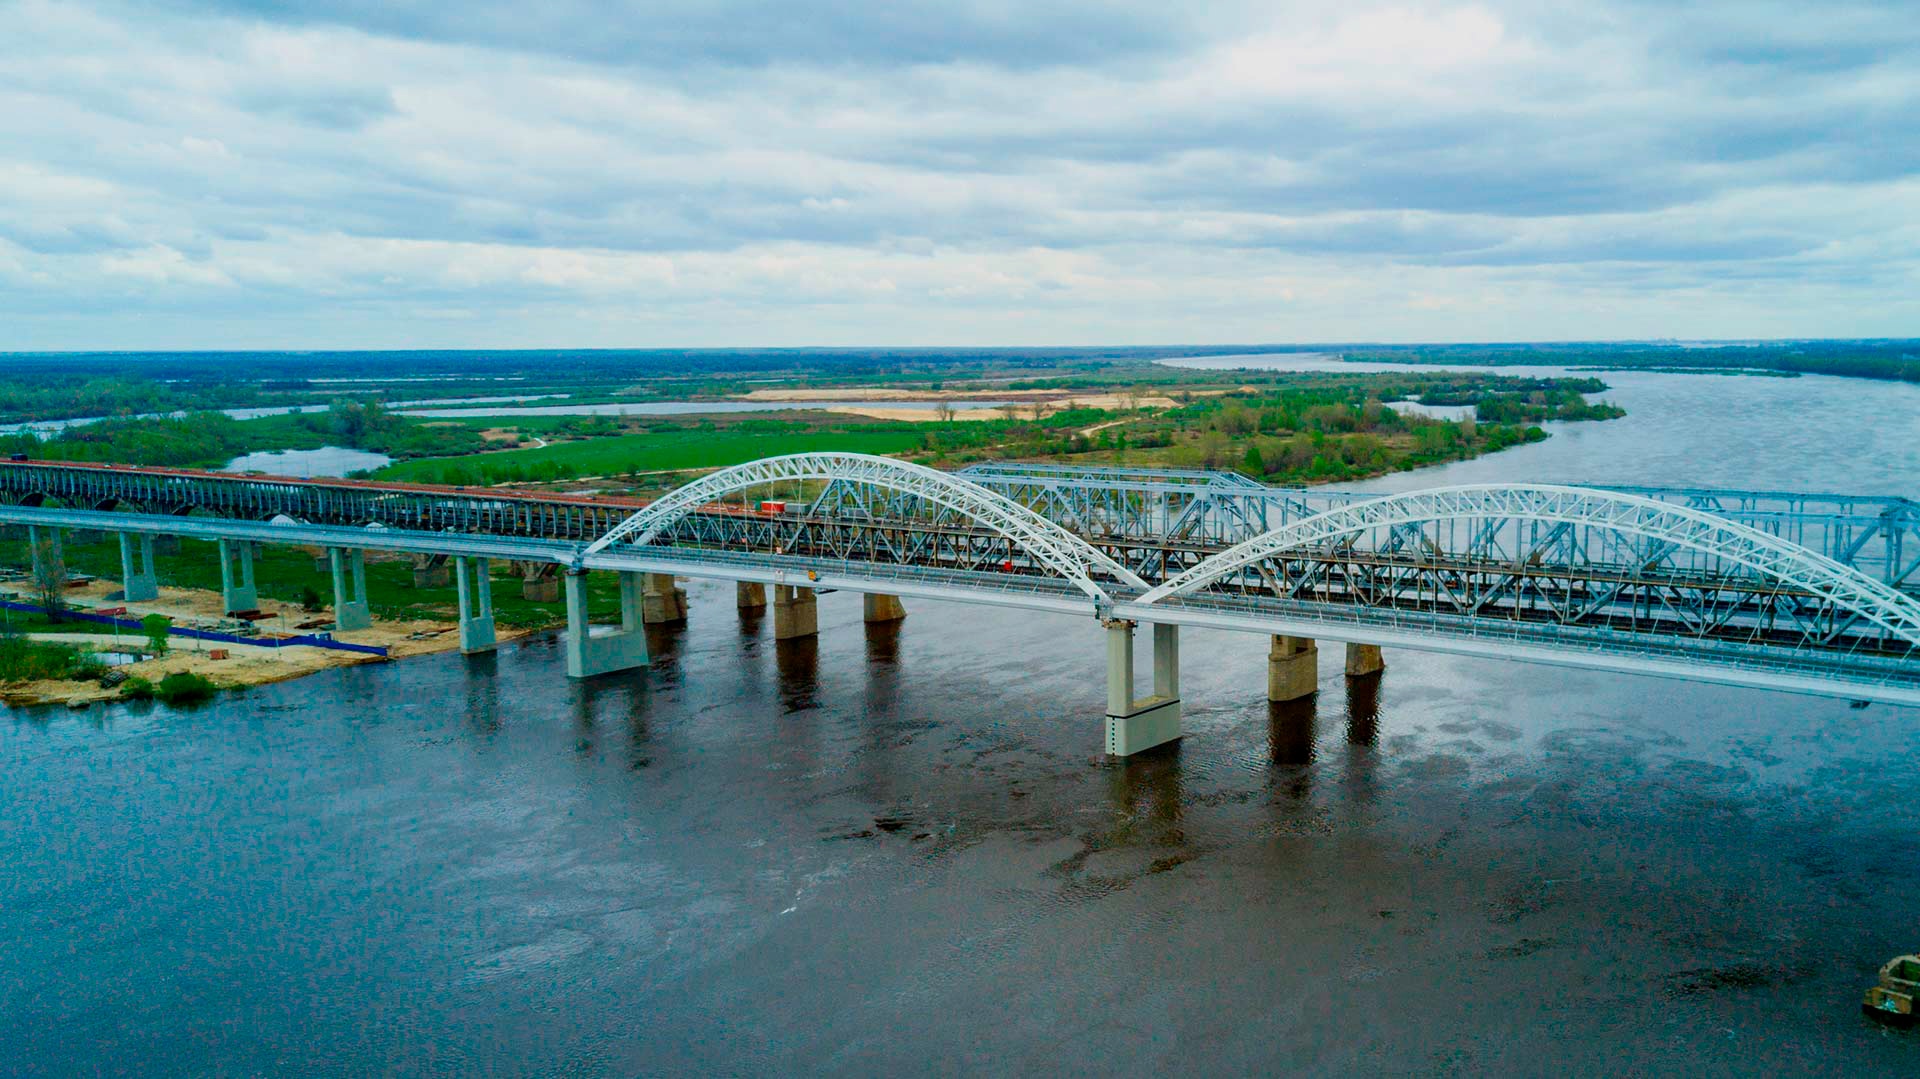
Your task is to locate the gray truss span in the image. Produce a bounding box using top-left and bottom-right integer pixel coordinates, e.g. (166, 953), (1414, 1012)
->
(959, 462), (1920, 593)
(1136, 484), (1920, 656)
(585, 452), (1149, 602)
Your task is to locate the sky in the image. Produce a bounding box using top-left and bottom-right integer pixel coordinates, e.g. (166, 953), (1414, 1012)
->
(2, 0), (1918, 349)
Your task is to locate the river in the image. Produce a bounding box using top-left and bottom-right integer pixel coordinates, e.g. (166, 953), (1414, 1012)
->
(2, 363), (1917, 1073)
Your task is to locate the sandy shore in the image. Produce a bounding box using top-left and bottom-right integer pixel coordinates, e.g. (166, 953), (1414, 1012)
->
(0, 578), (529, 708)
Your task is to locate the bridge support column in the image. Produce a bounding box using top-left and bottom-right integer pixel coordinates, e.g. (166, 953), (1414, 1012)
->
(411, 553), (450, 589)
(117, 532), (159, 602)
(1345, 643), (1385, 677)
(736, 582), (767, 610)
(565, 570), (650, 678)
(516, 561), (560, 603)
(454, 556), (495, 653)
(1268, 635), (1318, 701)
(218, 539), (257, 614)
(328, 548), (372, 631)
(1104, 620), (1181, 757)
(27, 525), (62, 583)
(863, 592), (906, 623)
(773, 584), (817, 640)
(643, 572), (688, 624)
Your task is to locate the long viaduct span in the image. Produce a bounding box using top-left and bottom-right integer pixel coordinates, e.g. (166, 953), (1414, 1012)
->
(4, 456), (1916, 755)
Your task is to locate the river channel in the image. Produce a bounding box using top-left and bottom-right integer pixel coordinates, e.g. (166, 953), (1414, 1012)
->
(2, 363), (1917, 1074)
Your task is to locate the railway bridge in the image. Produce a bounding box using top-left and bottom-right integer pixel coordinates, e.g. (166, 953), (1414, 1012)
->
(3, 456), (1916, 755)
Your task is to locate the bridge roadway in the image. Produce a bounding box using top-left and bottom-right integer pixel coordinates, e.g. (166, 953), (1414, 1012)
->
(3, 456), (1917, 755)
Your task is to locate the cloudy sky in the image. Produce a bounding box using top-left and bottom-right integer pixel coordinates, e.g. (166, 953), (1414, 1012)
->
(3, 0), (1917, 348)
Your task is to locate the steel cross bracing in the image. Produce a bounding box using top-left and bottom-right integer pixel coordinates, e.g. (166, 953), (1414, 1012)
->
(4, 458), (1918, 704)
(959, 462), (1920, 592)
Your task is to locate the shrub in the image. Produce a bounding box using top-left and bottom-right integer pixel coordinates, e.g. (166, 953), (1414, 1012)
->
(154, 672), (217, 705)
(141, 613), (171, 655)
(120, 676), (156, 701)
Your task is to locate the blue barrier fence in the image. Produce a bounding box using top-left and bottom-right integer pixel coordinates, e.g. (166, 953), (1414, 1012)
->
(0, 600), (389, 657)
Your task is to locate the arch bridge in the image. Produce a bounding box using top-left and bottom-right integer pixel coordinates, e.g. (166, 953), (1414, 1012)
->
(3, 456), (1915, 755)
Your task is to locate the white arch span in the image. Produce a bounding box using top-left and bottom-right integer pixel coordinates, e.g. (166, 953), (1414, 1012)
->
(583, 453), (1149, 603)
(1136, 484), (1920, 649)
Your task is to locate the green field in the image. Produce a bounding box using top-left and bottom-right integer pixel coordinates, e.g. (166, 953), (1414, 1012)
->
(372, 422), (929, 485)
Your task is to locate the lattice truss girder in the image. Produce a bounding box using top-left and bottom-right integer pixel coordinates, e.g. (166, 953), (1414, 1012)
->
(1136, 485), (1920, 658)
(0, 462), (632, 541)
(584, 453), (1149, 602)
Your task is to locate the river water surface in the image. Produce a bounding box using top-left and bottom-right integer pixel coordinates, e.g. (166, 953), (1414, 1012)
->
(3, 364), (1918, 1074)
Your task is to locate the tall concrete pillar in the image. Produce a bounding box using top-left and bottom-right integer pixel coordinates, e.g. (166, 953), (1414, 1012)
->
(1345, 642), (1385, 677)
(863, 592), (907, 623)
(642, 572), (688, 624)
(773, 583), (818, 640)
(1268, 635), (1318, 701)
(454, 555), (496, 653)
(329, 547), (372, 631)
(736, 582), (767, 610)
(118, 532), (159, 602)
(1103, 620), (1181, 757)
(564, 569), (650, 678)
(218, 538), (257, 614)
(411, 553), (451, 589)
(27, 524), (62, 583)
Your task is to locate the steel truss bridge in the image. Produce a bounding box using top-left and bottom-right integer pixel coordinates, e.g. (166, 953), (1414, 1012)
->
(3, 456), (1917, 711)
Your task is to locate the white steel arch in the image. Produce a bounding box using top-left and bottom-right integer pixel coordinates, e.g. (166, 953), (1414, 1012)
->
(583, 453), (1150, 602)
(1135, 484), (1920, 649)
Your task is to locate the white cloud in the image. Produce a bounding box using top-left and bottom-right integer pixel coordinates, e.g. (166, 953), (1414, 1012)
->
(0, 0), (1914, 346)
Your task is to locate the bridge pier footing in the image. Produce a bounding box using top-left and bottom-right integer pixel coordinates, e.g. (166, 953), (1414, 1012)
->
(411, 553), (450, 589)
(863, 592), (906, 623)
(1268, 635), (1318, 701)
(117, 532), (158, 602)
(736, 582), (767, 610)
(642, 572), (688, 624)
(517, 562), (560, 603)
(329, 547), (372, 631)
(1345, 643), (1385, 677)
(565, 570), (650, 678)
(454, 556), (495, 653)
(218, 539), (257, 614)
(1105, 620), (1181, 757)
(773, 584), (817, 640)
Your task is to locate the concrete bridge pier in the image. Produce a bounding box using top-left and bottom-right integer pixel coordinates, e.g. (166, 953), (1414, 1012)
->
(863, 592), (907, 623)
(736, 582), (767, 610)
(1268, 635), (1318, 701)
(516, 561), (559, 603)
(454, 556), (495, 653)
(411, 553), (451, 589)
(565, 569), (650, 678)
(117, 532), (159, 602)
(643, 572), (688, 624)
(26, 524), (61, 582)
(218, 539), (257, 613)
(328, 547), (372, 631)
(772, 584), (817, 640)
(1345, 643), (1385, 677)
(1105, 620), (1182, 757)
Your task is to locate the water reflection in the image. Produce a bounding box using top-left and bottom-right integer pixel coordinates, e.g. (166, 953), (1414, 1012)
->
(1105, 746), (1186, 847)
(461, 650), (502, 737)
(1343, 672), (1382, 806)
(863, 621), (903, 716)
(775, 636), (820, 712)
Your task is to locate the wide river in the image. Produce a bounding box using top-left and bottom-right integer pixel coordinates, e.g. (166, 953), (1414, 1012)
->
(3, 361), (1917, 1074)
